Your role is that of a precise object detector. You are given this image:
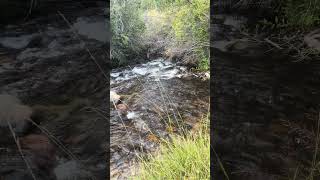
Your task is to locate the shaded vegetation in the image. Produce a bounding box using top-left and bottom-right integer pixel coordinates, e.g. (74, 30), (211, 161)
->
(111, 0), (146, 67)
(257, 0), (320, 31)
(281, 0), (320, 29)
(111, 0), (209, 70)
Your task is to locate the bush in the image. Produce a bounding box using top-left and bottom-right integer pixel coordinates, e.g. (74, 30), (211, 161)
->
(170, 0), (210, 71)
(262, 0), (320, 30)
(111, 0), (210, 70)
(111, 0), (146, 67)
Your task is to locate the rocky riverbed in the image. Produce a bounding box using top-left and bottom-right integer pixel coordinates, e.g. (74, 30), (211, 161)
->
(110, 59), (210, 179)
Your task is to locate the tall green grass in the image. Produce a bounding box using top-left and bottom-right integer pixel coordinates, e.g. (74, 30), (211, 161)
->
(132, 118), (210, 180)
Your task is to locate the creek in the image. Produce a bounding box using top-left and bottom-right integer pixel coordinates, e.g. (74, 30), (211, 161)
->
(110, 58), (210, 179)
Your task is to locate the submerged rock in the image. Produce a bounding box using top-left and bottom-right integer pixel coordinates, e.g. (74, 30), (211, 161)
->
(116, 104), (129, 116)
(304, 29), (320, 51)
(0, 94), (32, 134)
(54, 160), (90, 180)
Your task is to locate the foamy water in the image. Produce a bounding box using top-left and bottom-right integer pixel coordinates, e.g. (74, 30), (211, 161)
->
(110, 58), (190, 85)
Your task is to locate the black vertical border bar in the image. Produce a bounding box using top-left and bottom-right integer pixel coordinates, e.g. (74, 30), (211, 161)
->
(210, 0), (214, 179)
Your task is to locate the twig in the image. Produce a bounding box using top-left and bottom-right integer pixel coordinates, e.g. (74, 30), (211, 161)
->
(6, 121), (37, 180)
(57, 11), (109, 82)
(264, 38), (283, 50)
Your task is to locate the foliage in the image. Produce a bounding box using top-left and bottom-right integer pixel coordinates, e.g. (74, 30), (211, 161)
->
(259, 0), (320, 30)
(144, 0), (210, 70)
(111, 0), (209, 70)
(169, 0), (209, 71)
(171, 0), (209, 43)
(111, 0), (146, 66)
(282, 0), (320, 29)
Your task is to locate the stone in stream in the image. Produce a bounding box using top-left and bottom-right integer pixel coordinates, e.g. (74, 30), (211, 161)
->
(19, 134), (57, 168)
(54, 160), (90, 180)
(304, 28), (320, 51)
(0, 170), (35, 180)
(116, 103), (129, 116)
(110, 90), (121, 103)
(0, 94), (32, 135)
(0, 34), (39, 50)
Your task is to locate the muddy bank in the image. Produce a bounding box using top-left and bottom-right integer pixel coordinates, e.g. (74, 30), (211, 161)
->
(0, 4), (108, 180)
(211, 6), (320, 180)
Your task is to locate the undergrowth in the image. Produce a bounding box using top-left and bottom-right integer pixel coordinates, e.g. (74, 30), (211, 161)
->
(258, 0), (320, 31)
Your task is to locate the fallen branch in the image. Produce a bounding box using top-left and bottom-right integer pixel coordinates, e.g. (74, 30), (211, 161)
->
(264, 38), (283, 50)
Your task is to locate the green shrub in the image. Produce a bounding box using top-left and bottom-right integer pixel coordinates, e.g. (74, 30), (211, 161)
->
(171, 0), (209, 70)
(111, 0), (210, 70)
(111, 0), (146, 67)
(257, 0), (319, 31)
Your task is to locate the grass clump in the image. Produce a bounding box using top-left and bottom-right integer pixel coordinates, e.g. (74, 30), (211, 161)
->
(259, 0), (320, 30)
(133, 119), (210, 180)
(282, 0), (320, 29)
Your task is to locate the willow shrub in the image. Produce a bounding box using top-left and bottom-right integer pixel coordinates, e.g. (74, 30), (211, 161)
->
(111, 0), (146, 67)
(171, 0), (210, 71)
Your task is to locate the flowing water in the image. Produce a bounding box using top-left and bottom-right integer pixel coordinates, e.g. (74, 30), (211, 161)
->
(0, 6), (108, 180)
(0, 4), (209, 179)
(110, 58), (210, 179)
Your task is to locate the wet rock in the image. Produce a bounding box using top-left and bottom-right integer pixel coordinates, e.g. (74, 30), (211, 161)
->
(304, 29), (320, 51)
(110, 91), (121, 103)
(116, 104), (129, 116)
(19, 134), (56, 168)
(0, 94), (32, 135)
(0, 34), (38, 49)
(73, 17), (110, 43)
(19, 134), (55, 153)
(1, 170), (34, 180)
(54, 160), (90, 180)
